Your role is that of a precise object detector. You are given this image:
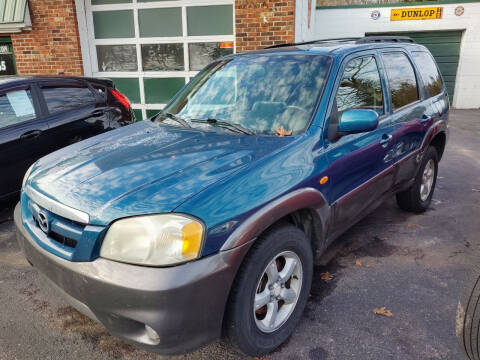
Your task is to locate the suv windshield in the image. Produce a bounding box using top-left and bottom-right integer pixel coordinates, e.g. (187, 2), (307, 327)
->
(161, 54), (332, 136)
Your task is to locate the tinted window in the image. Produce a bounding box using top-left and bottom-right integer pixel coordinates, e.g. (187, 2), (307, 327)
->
(43, 86), (96, 114)
(412, 51), (443, 98)
(336, 56), (384, 115)
(0, 89), (36, 129)
(382, 52), (419, 110)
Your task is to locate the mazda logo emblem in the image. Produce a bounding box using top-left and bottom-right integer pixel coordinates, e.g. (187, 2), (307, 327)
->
(37, 210), (50, 234)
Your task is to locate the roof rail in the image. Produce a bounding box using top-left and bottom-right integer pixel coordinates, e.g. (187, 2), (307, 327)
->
(265, 37), (360, 49)
(356, 36), (415, 44)
(264, 36), (415, 49)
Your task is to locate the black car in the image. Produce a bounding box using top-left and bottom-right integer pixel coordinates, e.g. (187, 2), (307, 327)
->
(0, 76), (134, 201)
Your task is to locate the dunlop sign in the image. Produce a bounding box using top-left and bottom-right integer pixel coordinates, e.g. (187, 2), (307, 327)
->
(391, 7), (443, 21)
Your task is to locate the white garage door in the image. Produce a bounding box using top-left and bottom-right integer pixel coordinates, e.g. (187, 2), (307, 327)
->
(83, 0), (235, 120)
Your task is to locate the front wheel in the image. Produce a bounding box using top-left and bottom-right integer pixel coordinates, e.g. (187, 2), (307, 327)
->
(396, 146), (438, 213)
(224, 224), (313, 356)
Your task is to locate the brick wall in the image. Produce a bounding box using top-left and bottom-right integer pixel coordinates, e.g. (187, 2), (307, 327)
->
(235, 0), (295, 53)
(10, 0), (83, 76)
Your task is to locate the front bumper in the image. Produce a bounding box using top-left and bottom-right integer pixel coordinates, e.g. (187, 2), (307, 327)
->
(14, 204), (250, 355)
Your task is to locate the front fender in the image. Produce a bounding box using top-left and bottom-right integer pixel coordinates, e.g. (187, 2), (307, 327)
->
(220, 187), (330, 252)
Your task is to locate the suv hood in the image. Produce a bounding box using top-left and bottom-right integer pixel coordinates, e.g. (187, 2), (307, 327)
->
(28, 121), (290, 225)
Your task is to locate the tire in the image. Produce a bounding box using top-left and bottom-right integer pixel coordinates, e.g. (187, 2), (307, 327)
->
(396, 146), (438, 213)
(224, 224), (313, 356)
(457, 267), (480, 360)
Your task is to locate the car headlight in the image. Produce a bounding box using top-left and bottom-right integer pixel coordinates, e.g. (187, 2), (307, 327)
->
(100, 214), (204, 266)
(22, 163), (35, 189)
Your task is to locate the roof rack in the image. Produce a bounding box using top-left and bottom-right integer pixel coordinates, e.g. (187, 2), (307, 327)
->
(264, 35), (415, 49)
(265, 37), (360, 49)
(356, 35), (415, 44)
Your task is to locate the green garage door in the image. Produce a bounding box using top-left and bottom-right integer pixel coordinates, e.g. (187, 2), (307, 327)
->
(369, 31), (462, 103)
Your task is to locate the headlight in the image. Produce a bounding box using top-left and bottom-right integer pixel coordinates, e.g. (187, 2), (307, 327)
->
(100, 214), (204, 266)
(22, 163), (35, 189)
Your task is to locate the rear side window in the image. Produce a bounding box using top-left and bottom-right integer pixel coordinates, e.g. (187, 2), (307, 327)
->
(411, 51), (443, 98)
(336, 56), (384, 115)
(0, 89), (36, 129)
(382, 52), (419, 110)
(43, 86), (96, 114)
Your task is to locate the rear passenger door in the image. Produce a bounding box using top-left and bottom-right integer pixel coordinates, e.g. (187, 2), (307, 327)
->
(39, 81), (107, 152)
(324, 53), (396, 237)
(378, 50), (433, 186)
(0, 84), (46, 198)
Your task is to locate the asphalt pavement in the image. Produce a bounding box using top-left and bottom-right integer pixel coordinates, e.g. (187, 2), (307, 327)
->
(1, 109), (479, 360)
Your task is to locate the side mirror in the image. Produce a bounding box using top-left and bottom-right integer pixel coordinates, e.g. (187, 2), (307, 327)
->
(337, 109), (379, 134)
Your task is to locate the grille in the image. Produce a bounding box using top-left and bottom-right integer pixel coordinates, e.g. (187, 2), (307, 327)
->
(28, 199), (85, 252)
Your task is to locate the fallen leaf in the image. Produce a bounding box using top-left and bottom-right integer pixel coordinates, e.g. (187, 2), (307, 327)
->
(406, 223), (419, 228)
(355, 260), (362, 267)
(378, 237), (388, 241)
(320, 272), (332, 281)
(274, 126), (293, 137)
(373, 307), (393, 317)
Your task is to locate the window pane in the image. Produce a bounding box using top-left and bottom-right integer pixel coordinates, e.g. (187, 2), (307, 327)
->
(43, 87), (96, 114)
(141, 44), (184, 71)
(133, 109), (143, 121)
(0, 90), (36, 129)
(97, 45), (138, 72)
(382, 52), (419, 110)
(336, 56), (383, 115)
(93, 10), (134, 39)
(146, 109), (162, 118)
(112, 78), (140, 103)
(412, 51), (443, 98)
(187, 5), (233, 36)
(138, 8), (182, 38)
(144, 78), (185, 104)
(189, 43), (234, 71)
(0, 41), (16, 76)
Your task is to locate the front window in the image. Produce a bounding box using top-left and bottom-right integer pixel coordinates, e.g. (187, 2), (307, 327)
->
(162, 54), (332, 136)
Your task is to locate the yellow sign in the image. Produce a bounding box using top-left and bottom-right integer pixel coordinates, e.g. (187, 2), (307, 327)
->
(391, 7), (443, 21)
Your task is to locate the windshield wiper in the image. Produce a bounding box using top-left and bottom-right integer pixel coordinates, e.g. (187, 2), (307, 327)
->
(152, 111), (191, 128)
(189, 118), (254, 135)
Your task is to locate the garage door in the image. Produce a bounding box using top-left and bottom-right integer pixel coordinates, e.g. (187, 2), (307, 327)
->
(84, 0), (235, 120)
(368, 31), (462, 103)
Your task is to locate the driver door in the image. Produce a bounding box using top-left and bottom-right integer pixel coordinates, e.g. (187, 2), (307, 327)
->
(323, 53), (396, 238)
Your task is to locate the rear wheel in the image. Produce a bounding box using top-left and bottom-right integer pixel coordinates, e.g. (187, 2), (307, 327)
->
(457, 267), (480, 360)
(224, 224), (313, 356)
(396, 146), (438, 213)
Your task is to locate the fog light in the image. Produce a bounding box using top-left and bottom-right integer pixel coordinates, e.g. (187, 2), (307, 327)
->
(145, 325), (160, 344)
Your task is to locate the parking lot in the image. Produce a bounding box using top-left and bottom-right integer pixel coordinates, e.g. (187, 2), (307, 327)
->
(0, 109), (478, 360)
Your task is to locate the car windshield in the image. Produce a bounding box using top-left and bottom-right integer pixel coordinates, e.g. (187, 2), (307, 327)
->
(161, 54), (332, 136)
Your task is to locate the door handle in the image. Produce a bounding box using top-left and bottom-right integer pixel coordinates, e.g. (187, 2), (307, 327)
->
(380, 134), (393, 147)
(420, 114), (432, 124)
(20, 130), (42, 140)
(91, 110), (104, 117)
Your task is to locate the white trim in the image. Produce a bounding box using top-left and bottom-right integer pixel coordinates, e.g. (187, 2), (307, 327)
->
(74, 0), (92, 75)
(93, 35), (235, 45)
